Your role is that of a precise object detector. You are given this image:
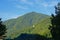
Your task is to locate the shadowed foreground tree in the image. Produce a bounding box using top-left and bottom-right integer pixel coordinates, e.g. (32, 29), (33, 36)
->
(50, 3), (60, 40)
(0, 18), (6, 39)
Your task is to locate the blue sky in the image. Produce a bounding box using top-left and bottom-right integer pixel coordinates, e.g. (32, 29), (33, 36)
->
(0, 0), (60, 21)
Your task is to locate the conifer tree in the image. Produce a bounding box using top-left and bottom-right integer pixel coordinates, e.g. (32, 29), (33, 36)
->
(50, 3), (60, 40)
(0, 18), (6, 36)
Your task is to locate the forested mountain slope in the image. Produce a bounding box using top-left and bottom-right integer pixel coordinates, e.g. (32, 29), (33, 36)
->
(4, 12), (51, 39)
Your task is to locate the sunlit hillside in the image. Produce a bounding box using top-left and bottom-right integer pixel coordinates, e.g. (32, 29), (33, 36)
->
(4, 12), (51, 39)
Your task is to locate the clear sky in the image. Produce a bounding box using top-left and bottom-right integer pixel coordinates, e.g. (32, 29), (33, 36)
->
(0, 0), (60, 21)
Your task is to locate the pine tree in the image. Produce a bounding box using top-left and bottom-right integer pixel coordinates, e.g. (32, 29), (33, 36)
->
(50, 3), (60, 40)
(0, 18), (6, 38)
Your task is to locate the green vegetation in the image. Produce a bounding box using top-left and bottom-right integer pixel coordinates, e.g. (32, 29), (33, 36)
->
(31, 17), (52, 38)
(50, 3), (60, 40)
(4, 12), (51, 39)
(0, 18), (6, 39)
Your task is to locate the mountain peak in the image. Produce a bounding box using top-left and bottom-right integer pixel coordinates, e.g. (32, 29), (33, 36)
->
(24, 12), (40, 16)
(29, 12), (37, 13)
(28, 12), (39, 14)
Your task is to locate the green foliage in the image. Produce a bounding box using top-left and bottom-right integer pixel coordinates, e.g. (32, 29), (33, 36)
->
(4, 12), (51, 39)
(0, 18), (6, 36)
(31, 17), (52, 38)
(50, 3), (60, 40)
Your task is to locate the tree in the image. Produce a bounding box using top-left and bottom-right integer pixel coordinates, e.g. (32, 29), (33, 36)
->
(50, 3), (60, 40)
(0, 18), (6, 38)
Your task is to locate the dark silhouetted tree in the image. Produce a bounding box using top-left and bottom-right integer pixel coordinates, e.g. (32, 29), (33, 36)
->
(0, 18), (6, 37)
(50, 3), (60, 40)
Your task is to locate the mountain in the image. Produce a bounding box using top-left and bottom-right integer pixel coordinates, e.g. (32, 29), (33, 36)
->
(4, 12), (51, 39)
(31, 17), (52, 38)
